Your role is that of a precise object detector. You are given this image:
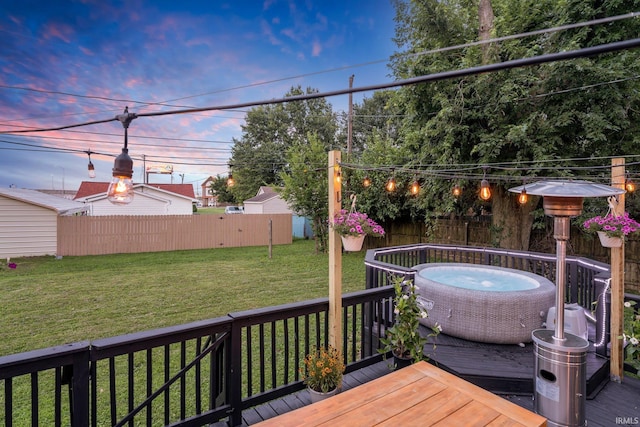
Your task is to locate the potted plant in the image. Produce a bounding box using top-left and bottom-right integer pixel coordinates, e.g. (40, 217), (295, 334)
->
(300, 345), (345, 403)
(582, 212), (640, 247)
(330, 209), (385, 251)
(621, 300), (640, 375)
(379, 276), (440, 369)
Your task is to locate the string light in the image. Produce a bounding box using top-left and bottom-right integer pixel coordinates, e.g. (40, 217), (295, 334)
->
(479, 168), (491, 201)
(334, 164), (342, 186)
(452, 184), (462, 197)
(385, 175), (397, 192)
(625, 175), (635, 193)
(226, 173), (235, 187)
(107, 107), (136, 205)
(363, 176), (371, 188)
(410, 178), (420, 195)
(85, 150), (96, 179)
(518, 188), (529, 205)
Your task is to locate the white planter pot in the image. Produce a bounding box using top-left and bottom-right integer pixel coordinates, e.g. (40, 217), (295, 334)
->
(597, 231), (622, 248)
(340, 235), (365, 251)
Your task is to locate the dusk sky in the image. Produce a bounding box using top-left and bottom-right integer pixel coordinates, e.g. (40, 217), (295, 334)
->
(0, 0), (397, 196)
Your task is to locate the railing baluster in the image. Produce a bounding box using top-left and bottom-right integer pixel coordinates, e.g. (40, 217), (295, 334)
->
(180, 341), (186, 420)
(259, 323), (266, 392)
(31, 372), (38, 426)
(146, 348), (152, 426)
(195, 337), (202, 415)
(109, 357), (117, 425)
(163, 345), (170, 426)
(270, 321), (277, 389)
(54, 367), (62, 426)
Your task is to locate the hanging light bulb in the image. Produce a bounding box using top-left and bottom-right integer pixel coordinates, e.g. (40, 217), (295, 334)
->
(479, 179), (491, 201)
(86, 150), (96, 179)
(334, 164), (342, 186)
(107, 107), (136, 205)
(410, 179), (420, 195)
(452, 184), (462, 197)
(107, 150), (134, 205)
(226, 173), (235, 187)
(625, 177), (635, 193)
(363, 176), (371, 188)
(518, 188), (528, 205)
(385, 176), (396, 192)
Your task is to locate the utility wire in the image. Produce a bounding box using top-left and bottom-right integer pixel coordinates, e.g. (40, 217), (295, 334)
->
(4, 37), (640, 135)
(1, 12), (637, 124)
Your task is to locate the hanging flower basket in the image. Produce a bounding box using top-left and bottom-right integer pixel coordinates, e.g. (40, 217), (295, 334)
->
(340, 234), (365, 252)
(597, 231), (622, 248)
(582, 211), (640, 248)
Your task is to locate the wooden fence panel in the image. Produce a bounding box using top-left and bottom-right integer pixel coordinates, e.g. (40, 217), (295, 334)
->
(57, 214), (292, 256)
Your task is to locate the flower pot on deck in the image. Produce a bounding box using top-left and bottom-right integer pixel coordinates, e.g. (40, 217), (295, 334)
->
(308, 386), (338, 403)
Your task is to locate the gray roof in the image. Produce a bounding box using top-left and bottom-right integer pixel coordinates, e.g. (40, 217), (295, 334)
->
(0, 188), (89, 215)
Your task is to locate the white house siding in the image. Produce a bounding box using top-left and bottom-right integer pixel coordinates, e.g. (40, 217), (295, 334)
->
(0, 197), (57, 258)
(87, 193), (192, 216)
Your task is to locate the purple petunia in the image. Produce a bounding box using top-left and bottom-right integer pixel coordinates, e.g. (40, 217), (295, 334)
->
(583, 212), (640, 239)
(330, 209), (385, 237)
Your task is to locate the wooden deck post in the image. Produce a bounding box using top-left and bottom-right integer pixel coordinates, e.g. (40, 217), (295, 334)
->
(328, 151), (342, 353)
(610, 158), (625, 381)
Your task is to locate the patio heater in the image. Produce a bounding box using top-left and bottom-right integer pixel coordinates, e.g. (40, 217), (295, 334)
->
(509, 180), (624, 427)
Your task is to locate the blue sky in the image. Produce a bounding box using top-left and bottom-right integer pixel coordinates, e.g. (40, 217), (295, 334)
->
(0, 0), (397, 195)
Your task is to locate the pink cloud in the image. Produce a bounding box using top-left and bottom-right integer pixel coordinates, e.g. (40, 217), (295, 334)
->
(261, 19), (281, 46)
(42, 22), (74, 43)
(79, 46), (94, 56)
(311, 40), (322, 57)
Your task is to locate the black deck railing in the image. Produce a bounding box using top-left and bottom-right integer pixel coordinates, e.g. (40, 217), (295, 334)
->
(1, 243), (632, 426)
(0, 286), (394, 427)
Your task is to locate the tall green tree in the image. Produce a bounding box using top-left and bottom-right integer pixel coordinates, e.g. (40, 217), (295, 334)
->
(280, 134), (330, 253)
(228, 86), (337, 202)
(390, 0), (640, 250)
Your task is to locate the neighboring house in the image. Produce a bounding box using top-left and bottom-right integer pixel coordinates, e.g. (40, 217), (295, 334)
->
(243, 187), (313, 238)
(0, 187), (89, 258)
(74, 182), (197, 216)
(243, 187), (292, 214)
(200, 176), (218, 207)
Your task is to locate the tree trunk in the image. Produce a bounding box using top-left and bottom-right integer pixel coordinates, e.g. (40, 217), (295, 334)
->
(478, 0), (495, 64)
(491, 186), (538, 251)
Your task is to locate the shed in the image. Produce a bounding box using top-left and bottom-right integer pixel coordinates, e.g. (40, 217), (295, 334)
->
(0, 188), (89, 258)
(243, 187), (313, 238)
(74, 182), (197, 216)
(243, 187), (293, 214)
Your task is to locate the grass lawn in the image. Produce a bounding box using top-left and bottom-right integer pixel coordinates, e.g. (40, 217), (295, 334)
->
(0, 239), (367, 357)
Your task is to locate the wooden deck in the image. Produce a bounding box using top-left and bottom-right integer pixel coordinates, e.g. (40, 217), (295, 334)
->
(225, 330), (640, 427)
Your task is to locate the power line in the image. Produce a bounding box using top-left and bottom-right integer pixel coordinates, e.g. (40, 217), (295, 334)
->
(4, 36), (639, 136)
(2, 12), (637, 126)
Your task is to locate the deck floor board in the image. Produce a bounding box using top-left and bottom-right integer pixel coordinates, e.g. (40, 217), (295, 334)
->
(226, 331), (638, 426)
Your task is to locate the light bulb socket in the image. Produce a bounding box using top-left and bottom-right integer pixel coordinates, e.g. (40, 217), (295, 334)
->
(112, 148), (133, 178)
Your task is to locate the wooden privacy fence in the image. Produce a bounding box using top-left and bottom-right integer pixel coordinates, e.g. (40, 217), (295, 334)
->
(57, 214), (292, 256)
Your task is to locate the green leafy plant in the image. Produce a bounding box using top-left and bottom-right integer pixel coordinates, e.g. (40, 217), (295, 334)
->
(582, 212), (640, 239)
(330, 209), (385, 237)
(379, 276), (439, 364)
(621, 300), (640, 374)
(300, 345), (345, 393)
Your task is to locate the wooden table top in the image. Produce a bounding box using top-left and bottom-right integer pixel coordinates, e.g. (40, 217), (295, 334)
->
(255, 361), (546, 426)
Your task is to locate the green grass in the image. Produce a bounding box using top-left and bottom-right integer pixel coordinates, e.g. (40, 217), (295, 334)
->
(0, 239), (367, 357)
